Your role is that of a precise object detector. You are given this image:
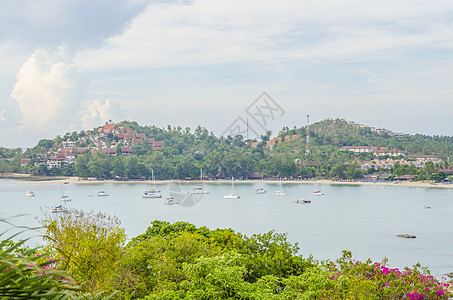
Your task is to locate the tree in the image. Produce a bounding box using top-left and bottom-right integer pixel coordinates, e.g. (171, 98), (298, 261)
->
(87, 152), (111, 179)
(40, 209), (126, 294)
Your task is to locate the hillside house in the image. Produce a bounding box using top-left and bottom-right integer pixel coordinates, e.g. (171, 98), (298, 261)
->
(340, 146), (374, 153)
(121, 147), (133, 155)
(105, 148), (117, 156)
(20, 158), (30, 167)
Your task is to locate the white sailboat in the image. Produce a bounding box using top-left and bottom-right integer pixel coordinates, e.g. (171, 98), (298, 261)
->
(255, 174), (267, 194)
(149, 169), (161, 192)
(143, 169), (162, 198)
(274, 178), (288, 196)
(60, 182), (72, 202)
(26, 190), (35, 197)
(188, 169), (209, 194)
(223, 177), (240, 199)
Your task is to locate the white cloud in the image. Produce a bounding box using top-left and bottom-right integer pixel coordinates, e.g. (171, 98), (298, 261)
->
(10, 46), (81, 132)
(75, 0), (453, 70)
(81, 98), (124, 129)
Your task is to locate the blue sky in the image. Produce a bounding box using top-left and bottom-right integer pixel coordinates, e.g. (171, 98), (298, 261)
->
(1, 0), (453, 148)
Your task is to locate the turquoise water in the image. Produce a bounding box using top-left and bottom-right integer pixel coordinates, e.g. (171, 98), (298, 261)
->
(1, 179), (452, 279)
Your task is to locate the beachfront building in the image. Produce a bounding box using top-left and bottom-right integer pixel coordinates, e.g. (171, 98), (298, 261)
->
(340, 146), (374, 153)
(340, 146), (406, 157)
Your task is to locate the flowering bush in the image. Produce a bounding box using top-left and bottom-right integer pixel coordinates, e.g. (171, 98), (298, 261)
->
(317, 251), (453, 300)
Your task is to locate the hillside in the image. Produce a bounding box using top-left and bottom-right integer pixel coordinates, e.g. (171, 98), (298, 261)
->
(1, 118), (452, 181)
(272, 118), (453, 160)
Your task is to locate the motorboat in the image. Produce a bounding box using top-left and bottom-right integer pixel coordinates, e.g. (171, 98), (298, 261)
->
(255, 187), (267, 194)
(97, 190), (109, 197)
(312, 190), (324, 196)
(143, 190), (162, 198)
(295, 198), (311, 204)
(50, 205), (67, 213)
(60, 195), (72, 202)
(188, 187), (209, 194)
(274, 190), (288, 196)
(26, 190), (35, 197)
(223, 177), (240, 199)
(165, 197), (179, 204)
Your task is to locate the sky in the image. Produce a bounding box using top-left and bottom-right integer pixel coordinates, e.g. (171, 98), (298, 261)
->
(1, 0), (453, 148)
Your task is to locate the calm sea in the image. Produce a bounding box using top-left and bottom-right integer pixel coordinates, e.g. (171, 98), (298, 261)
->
(1, 179), (452, 279)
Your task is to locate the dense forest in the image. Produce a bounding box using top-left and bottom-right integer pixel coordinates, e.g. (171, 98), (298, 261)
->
(1, 215), (452, 299)
(1, 119), (453, 181)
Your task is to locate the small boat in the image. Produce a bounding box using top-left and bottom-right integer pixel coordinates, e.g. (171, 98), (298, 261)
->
(97, 190), (109, 197)
(26, 190), (35, 197)
(312, 190), (324, 196)
(60, 195), (72, 202)
(149, 169), (161, 192)
(255, 187), (267, 194)
(143, 190), (162, 198)
(274, 190), (288, 196)
(165, 197), (179, 204)
(60, 182), (72, 201)
(188, 187), (209, 194)
(424, 206), (431, 209)
(223, 177), (240, 199)
(255, 174), (267, 194)
(50, 205), (67, 213)
(295, 198), (311, 204)
(274, 178), (288, 196)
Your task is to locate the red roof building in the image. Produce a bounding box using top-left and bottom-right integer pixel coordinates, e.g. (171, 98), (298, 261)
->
(21, 158), (30, 166)
(153, 141), (163, 148)
(77, 148), (88, 154)
(121, 147), (133, 155)
(105, 148), (117, 156)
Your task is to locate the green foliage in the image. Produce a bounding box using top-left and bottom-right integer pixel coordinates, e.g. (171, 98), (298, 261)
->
(111, 221), (310, 299)
(40, 209), (126, 294)
(3, 218), (450, 299)
(0, 220), (79, 299)
(144, 253), (280, 300)
(234, 230), (308, 282)
(8, 118), (453, 180)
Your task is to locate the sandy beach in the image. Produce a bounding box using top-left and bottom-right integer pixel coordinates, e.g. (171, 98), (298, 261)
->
(3, 173), (452, 189)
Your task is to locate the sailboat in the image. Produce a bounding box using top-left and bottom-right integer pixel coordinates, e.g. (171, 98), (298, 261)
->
(273, 178), (288, 196)
(223, 177), (240, 199)
(143, 169), (161, 197)
(151, 169), (161, 192)
(60, 182), (72, 202)
(255, 174), (267, 194)
(188, 168), (209, 194)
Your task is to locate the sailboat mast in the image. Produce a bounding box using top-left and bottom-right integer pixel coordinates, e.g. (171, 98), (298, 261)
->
(232, 177), (234, 194)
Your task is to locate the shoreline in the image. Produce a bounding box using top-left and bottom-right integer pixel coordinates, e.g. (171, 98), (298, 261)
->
(3, 173), (452, 189)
